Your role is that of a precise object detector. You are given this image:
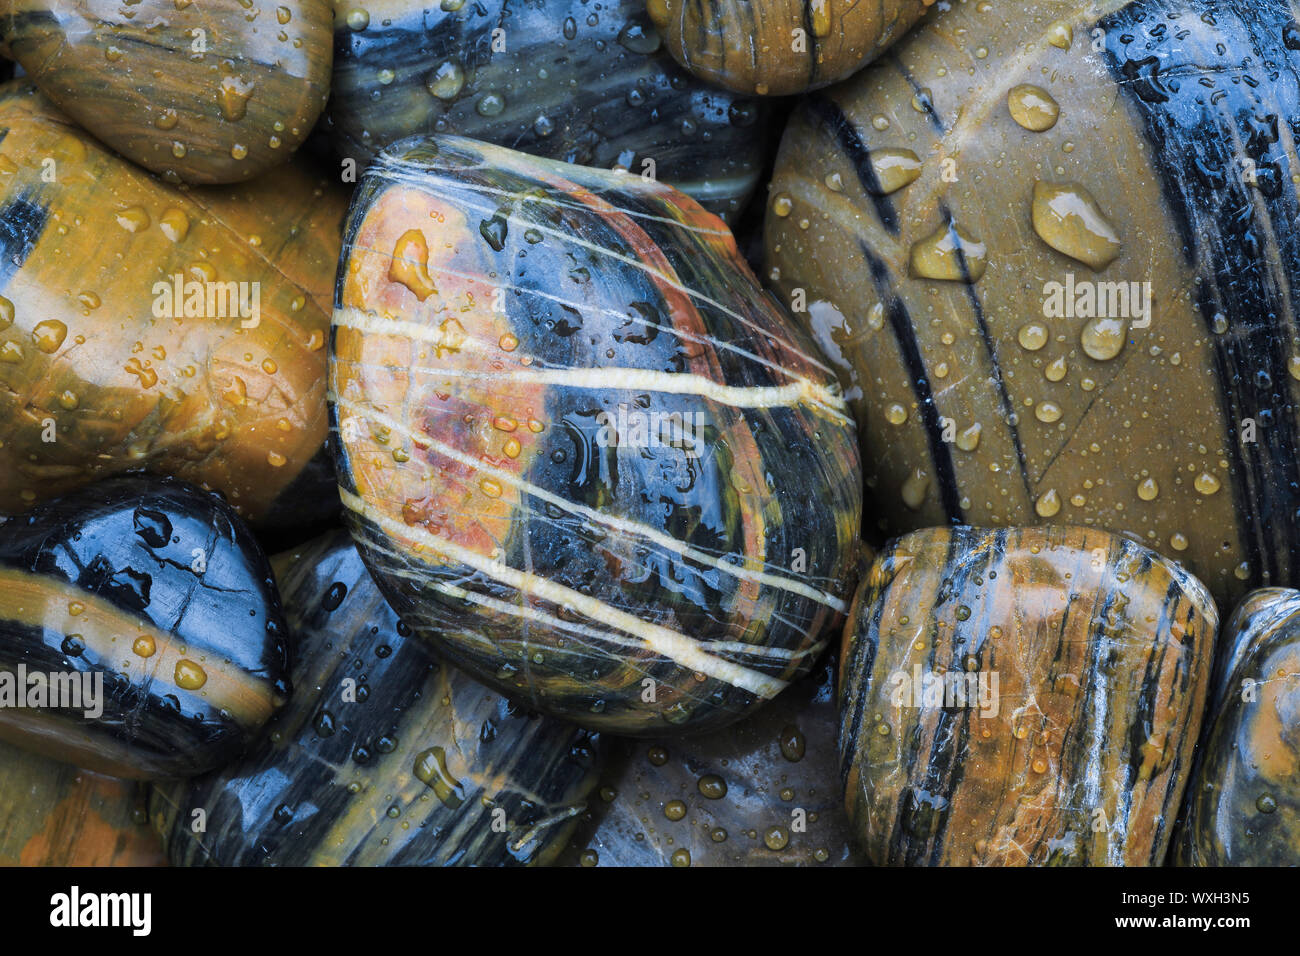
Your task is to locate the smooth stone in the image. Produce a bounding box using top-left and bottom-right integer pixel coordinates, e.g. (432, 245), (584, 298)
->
(764, 0), (1300, 608)
(151, 531), (602, 866)
(561, 655), (867, 866)
(324, 0), (770, 222)
(650, 0), (932, 96)
(839, 525), (1217, 866)
(0, 83), (347, 532)
(0, 475), (290, 779)
(1174, 587), (1300, 865)
(330, 135), (863, 735)
(0, 0), (333, 183)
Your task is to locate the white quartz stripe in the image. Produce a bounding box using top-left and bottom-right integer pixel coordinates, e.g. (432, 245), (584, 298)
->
(337, 397), (847, 612)
(339, 488), (787, 697)
(334, 309), (849, 423)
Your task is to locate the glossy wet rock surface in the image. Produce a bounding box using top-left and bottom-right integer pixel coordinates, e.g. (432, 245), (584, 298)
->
(0, 83), (346, 529)
(652, 0), (932, 96)
(839, 525), (1216, 866)
(325, 0), (769, 221)
(330, 135), (862, 736)
(764, 0), (1300, 606)
(1174, 587), (1300, 866)
(0, 475), (289, 779)
(151, 532), (601, 866)
(561, 657), (864, 866)
(0, 0), (333, 183)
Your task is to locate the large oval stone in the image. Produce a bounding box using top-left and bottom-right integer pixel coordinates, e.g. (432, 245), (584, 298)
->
(151, 531), (602, 866)
(324, 0), (769, 222)
(839, 525), (1217, 866)
(1174, 587), (1300, 865)
(764, 0), (1300, 606)
(330, 135), (863, 735)
(0, 83), (346, 531)
(0, 0), (333, 183)
(0, 475), (290, 779)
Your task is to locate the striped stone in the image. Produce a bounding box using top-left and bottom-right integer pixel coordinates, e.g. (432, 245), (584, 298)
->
(152, 532), (602, 866)
(0, 475), (289, 778)
(330, 136), (863, 735)
(0, 0), (332, 183)
(0, 83), (346, 530)
(839, 525), (1216, 866)
(765, 0), (1300, 606)
(1174, 587), (1300, 865)
(326, 0), (771, 223)
(652, 0), (932, 96)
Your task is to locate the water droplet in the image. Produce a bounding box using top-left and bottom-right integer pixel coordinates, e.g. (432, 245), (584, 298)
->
(1032, 181), (1122, 270)
(763, 826), (790, 851)
(0, 296), (12, 330)
(616, 20), (660, 54)
(132, 635), (156, 658)
(772, 193), (793, 217)
(1136, 477), (1159, 501)
(779, 725), (805, 762)
(869, 148), (922, 196)
(476, 92), (506, 117)
(218, 75), (255, 122)
(116, 206), (151, 233)
(389, 229), (437, 300)
(885, 402), (908, 425)
(1008, 84), (1060, 131)
(479, 215), (508, 251)
(175, 659), (208, 690)
(346, 8), (370, 30)
(32, 320), (67, 353)
(1080, 316), (1127, 361)
(1193, 471), (1221, 496)
(1044, 356), (1068, 381)
(670, 848), (691, 867)
(413, 746), (465, 808)
(1035, 401), (1062, 423)
(956, 423), (982, 451)
(698, 774), (727, 799)
(910, 221), (987, 282)
(159, 208), (190, 242)
(425, 61), (465, 100)
(1046, 19), (1073, 49)
(1035, 489), (1062, 517)
(1018, 322), (1049, 350)
(901, 468), (930, 511)
(664, 799), (687, 821)
(1257, 793), (1278, 814)
(1169, 532), (1189, 551)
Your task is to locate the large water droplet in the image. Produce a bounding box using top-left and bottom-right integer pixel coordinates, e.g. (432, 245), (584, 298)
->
(910, 221), (987, 282)
(1032, 181), (1122, 270)
(1008, 84), (1060, 131)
